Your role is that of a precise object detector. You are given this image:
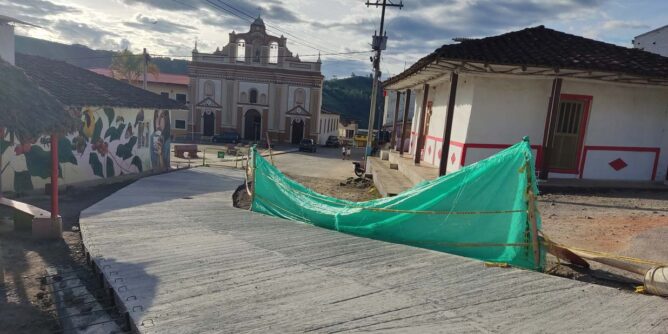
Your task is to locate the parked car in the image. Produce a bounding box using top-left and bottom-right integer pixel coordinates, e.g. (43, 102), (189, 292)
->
(211, 132), (240, 144)
(299, 138), (317, 152)
(325, 135), (340, 147)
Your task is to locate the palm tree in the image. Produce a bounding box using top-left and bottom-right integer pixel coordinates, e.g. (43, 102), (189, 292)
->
(109, 49), (160, 84)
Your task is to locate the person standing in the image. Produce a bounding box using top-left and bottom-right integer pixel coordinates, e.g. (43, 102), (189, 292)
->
(346, 146), (352, 160)
(341, 145), (347, 160)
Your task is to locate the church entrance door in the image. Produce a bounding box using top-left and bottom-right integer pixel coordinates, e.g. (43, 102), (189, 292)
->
(291, 119), (304, 144)
(203, 110), (215, 137)
(244, 109), (262, 141)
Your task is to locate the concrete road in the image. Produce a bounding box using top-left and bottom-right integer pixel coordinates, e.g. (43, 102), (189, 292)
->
(270, 146), (365, 179)
(80, 168), (668, 333)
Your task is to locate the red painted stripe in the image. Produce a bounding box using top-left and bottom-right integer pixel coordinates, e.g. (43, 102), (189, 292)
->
(579, 145), (661, 180)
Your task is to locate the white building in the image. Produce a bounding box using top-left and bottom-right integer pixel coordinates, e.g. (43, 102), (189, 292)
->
(338, 120), (358, 142)
(383, 26), (668, 182)
(0, 15), (36, 65)
(318, 108), (340, 145)
(382, 89), (415, 151)
(633, 25), (668, 56)
(188, 16), (324, 143)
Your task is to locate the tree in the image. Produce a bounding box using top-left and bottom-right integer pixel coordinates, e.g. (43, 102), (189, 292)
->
(109, 49), (159, 83)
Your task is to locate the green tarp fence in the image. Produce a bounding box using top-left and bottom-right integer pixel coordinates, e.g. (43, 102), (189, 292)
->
(251, 138), (545, 270)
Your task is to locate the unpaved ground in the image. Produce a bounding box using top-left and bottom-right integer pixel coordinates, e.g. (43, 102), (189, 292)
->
(538, 190), (668, 289)
(286, 174), (379, 202)
(539, 191), (668, 258)
(0, 182), (130, 333)
(0, 232), (86, 333)
(233, 174), (379, 210)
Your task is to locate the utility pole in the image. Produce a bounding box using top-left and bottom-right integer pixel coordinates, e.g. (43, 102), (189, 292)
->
(364, 0), (403, 165)
(142, 48), (150, 90)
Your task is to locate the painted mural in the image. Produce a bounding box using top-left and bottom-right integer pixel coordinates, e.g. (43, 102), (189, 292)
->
(1, 107), (171, 193)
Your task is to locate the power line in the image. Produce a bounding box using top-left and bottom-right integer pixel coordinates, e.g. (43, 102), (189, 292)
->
(210, 0), (341, 55)
(53, 50), (372, 61)
(169, 0), (363, 61)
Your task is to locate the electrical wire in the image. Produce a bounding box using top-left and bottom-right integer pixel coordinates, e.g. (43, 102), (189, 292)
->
(175, 0), (364, 61)
(209, 0), (342, 55)
(54, 50), (371, 61)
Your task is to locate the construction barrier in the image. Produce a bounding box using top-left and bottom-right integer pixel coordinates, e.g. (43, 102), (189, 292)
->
(252, 138), (545, 270)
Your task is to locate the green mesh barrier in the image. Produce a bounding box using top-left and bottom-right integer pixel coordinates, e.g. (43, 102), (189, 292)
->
(251, 138), (545, 270)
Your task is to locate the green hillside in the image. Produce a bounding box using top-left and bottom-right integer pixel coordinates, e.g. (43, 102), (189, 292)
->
(15, 35), (380, 127)
(322, 75), (383, 129)
(15, 35), (189, 74)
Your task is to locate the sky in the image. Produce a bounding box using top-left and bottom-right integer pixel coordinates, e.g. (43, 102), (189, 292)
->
(3, 0), (667, 78)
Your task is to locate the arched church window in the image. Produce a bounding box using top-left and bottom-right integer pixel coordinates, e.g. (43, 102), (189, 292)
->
(269, 42), (278, 64)
(240, 92), (248, 103)
(294, 88), (305, 106)
(236, 39), (246, 61)
(204, 80), (214, 97)
(259, 93), (267, 105)
(249, 89), (258, 104)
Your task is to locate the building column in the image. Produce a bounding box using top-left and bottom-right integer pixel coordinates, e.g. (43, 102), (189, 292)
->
(399, 89), (411, 156)
(262, 109), (269, 140)
(284, 117), (291, 143)
(439, 73), (459, 176)
(539, 78), (563, 180)
(236, 106), (243, 135)
(414, 84), (430, 164)
(390, 90), (400, 149)
(216, 109), (222, 135)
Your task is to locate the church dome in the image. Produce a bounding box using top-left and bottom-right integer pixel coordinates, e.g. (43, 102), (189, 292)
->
(252, 17), (265, 26)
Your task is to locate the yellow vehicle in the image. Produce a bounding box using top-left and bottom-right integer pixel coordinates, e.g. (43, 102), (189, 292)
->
(354, 131), (368, 147)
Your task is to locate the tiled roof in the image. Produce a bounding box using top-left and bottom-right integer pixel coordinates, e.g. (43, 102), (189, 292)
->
(0, 58), (77, 136)
(384, 26), (668, 87)
(89, 68), (190, 86)
(15, 54), (187, 109)
(321, 107), (339, 115)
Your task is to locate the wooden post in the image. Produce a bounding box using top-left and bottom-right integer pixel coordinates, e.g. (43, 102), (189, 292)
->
(526, 160), (541, 270)
(399, 89), (411, 156)
(0, 128), (3, 198)
(438, 73), (459, 176)
(50, 134), (59, 221)
(265, 131), (274, 165)
(539, 78), (562, 180)
(414, 84), (430, 164)
(390, 91), (400, 149)
(250, 145), (257, 209)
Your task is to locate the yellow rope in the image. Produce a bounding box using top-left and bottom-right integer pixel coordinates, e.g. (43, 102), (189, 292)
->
(540, 231), (667, 267)
(254, 193), (526, 216)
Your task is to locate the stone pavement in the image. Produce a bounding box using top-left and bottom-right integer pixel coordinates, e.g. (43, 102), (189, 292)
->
(80, 167), (668, 333)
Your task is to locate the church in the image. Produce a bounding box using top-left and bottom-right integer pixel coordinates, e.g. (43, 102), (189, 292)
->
(188, 16), (324, 144)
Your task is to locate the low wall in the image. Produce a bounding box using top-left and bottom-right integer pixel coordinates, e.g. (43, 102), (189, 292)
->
(1, 106), (173, 194)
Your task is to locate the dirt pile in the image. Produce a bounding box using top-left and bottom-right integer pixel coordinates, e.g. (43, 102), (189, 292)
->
(339, 177), (373, 189)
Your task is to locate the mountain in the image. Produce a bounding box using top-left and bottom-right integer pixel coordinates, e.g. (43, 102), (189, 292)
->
(322, 75), (383, 129)
(15, 35), (381, 126)
(15, 35), (189, 74)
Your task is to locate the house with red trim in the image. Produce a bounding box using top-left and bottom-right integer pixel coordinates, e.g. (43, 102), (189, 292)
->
(382, 26), (668, 183)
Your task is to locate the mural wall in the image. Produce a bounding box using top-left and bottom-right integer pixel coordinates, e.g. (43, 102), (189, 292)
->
(1, 107), (171, 193)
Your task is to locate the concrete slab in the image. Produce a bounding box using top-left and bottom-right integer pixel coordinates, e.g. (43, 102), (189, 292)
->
(368, 157), (414, 197)
(80, 168), (668, 333)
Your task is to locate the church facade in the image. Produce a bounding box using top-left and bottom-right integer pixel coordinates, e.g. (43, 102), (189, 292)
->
(188, 17), (324, 144)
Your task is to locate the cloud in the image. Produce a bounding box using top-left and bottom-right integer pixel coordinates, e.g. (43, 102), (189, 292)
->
(122, 0), (203, 11)
(0, 0), (80, 26)
(601, 20), (651, 30)
(52, 20), (119, 49)
(262, 4), (302, 23)
(0, 0), (80, 17)
(123, 14), (198, 34)
(321, 58), (371, 79)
